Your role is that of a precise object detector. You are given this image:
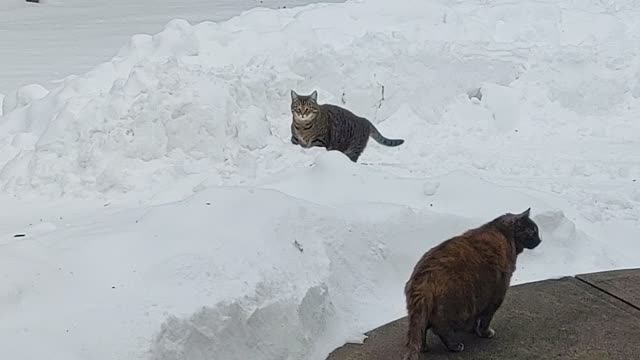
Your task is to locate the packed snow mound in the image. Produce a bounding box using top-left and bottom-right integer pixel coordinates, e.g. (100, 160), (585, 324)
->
(1, 84), (49, 116)
(1, 0), (639, 203)
(2, 155), (630, 360)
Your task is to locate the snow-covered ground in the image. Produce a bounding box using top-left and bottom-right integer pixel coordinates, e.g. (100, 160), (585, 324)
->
(1, 0), (640, 359)
(0, 0), (340, 94)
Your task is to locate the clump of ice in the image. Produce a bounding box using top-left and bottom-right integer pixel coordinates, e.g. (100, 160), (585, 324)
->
(1, 84), (49, 115)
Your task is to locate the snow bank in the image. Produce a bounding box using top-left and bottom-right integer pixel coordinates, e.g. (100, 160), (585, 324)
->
(1, 0), (639, 360)
(2, 153), (633, 360)
(2, 0), (639, 203)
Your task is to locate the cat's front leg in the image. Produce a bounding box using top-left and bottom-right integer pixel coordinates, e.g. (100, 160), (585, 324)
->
(310, 139), (327, 148)
(474, 315), (496, 339)
(291, 135), (300, 145)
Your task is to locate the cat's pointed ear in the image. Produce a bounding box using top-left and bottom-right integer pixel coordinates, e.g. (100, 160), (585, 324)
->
(310, 90), (318, 102)
(291, 90), (299, 101)
(515, 208), (531, 219)
(498, 208), (530, 226)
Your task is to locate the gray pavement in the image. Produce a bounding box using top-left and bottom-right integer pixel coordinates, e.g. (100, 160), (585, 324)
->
(327, 268), (640, 360)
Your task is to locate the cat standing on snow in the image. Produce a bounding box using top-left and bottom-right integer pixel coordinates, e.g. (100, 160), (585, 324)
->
(289, 90), (404, 162)
(403, 208), (542, 360)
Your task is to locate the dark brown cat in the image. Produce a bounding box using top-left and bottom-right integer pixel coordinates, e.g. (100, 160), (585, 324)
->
(403, 208), (542, 360)
(289, 90), (404, 162)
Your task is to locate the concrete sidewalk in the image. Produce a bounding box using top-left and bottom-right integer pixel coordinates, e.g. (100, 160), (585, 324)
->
(327, 268), (640, 360)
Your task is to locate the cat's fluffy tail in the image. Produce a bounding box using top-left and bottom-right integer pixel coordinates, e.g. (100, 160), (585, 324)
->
(369, 125), (405, 147)
(404, 284), (432, 360)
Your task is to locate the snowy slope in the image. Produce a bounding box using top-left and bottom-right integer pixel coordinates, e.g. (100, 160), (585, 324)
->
(0, 0), (340, 94)
(2, 157), (631, 360)
(1, 0), (640, 359)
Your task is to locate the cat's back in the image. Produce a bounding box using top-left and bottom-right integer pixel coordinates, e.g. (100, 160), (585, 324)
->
(409, 226), (513, 288)
(320, 103), (367, 124)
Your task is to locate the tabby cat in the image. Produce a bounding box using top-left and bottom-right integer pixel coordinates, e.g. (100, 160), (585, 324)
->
(403, 208), (542, 360)
(289, 90), (404, 162)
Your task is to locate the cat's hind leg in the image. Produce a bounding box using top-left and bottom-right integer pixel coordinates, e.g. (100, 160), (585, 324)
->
(344, 151), (361, 162)
(432, 326), (464, 352)
(343, 139), (367, 162)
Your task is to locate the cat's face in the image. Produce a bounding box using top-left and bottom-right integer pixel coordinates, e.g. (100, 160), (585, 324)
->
(291, 90), (319, 122)
(511, 208), (542, 250)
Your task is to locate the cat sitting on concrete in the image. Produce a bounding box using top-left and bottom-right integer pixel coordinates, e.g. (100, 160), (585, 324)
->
(403, 208), (542, 359)
(289, 90), (404, 162)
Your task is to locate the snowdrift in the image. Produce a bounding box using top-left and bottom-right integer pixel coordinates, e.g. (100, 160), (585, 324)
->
(0, 0), (639, 359)
(2, 0), (638, 202)
(1, 153), (631, 360)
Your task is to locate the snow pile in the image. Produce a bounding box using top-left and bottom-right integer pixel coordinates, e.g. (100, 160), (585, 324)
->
(0, 0), (639, 360)
(0, 0), (343, 94)
(2, 0), (638, 202)
(2, 153), (632, 360)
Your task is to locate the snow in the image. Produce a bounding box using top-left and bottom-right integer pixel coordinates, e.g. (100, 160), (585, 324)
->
(1, 0), (640, 359)
(0, 0), (341, 95)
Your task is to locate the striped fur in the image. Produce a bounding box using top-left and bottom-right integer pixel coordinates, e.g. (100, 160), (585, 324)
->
(289, 90), (404, 162)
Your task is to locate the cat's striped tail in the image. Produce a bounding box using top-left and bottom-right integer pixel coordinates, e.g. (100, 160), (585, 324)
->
(370, 125), (405, 147)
